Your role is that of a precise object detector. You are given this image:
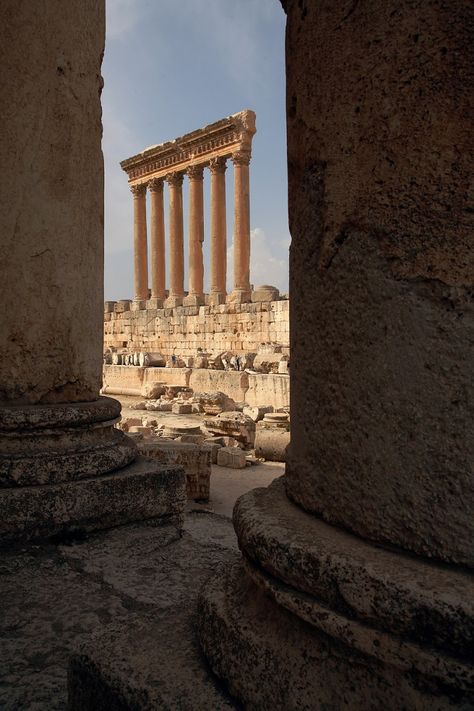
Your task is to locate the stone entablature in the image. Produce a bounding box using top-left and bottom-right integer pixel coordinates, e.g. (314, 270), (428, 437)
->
(121, 110), (256, 183)
(120, 111), (257, 309)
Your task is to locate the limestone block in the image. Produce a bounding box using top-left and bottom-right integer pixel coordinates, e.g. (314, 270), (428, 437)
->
(172, 402), (192, 415)
(245, 374), (290, 411)
(243, 405), (273, 422)
(254, 428), (290, 462)
(202, 440), (222, 464)
(0, 457), (186, 544)
(251, 285), (280, 303)
(138, 440), (211, 501)
(191, 391), (236, 415)
(217, 447), (247, 469)
(189, 370), (249, 404)
(141, 382), (165, 399)
(204, 412), (255, 447)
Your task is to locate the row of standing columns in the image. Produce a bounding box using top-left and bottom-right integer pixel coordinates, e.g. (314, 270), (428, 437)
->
(130, 152), (251, 308)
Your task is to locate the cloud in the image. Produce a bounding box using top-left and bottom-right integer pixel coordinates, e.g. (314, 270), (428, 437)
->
(106, 0), (146, 39)
(227, 228), (289, 294)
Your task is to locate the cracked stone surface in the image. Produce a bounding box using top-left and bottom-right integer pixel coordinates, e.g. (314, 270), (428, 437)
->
(0, 512), (238, 710)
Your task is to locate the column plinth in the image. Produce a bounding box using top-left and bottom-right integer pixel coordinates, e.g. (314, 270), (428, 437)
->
(130, 183), (148, 307)
(228, 151), (252, 304)
(209, 157), (227, 306)
(184, 165), (205, 306)
(164, 172), (185, 308)
(148, 178), (166, 308)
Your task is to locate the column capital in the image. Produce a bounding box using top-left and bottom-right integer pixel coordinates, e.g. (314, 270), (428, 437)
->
(209, 156), (227, 174)
(148, 177), (164, 193)
(130, 183), (147, 197)
(186, 164), (204, 181)
(166, 171), (184, 187)
(232, 151), (251, 167)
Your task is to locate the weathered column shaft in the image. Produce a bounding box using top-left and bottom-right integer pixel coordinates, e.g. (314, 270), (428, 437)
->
(148, 178), (166, 302)
(131, 184), (148, 302)
(184, 165), (205, 306)
(209, 157), (227, 303)
(231, 152), (251, 300)
(165, 172), (185, 307)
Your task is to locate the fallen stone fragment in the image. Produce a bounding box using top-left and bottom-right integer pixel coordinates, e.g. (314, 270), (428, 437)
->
(217, 447), (247, 469)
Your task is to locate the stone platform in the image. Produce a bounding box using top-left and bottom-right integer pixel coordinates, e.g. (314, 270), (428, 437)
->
(0, 512), (238, 709)
(198, 478), (474, 710)
(0, 456), (185, 545)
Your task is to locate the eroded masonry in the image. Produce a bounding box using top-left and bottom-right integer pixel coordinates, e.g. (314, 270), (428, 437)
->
(122, 110), (256, 308)
(1, 1), (473, 710)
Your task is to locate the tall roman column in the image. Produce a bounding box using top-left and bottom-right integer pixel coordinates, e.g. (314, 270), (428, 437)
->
(130, 183), (148, 308)
(229, 151), (252, 303)
(0, 0), (182, 543)
(184, 165), (205, 306)
(199, 0), (473, 708)
(164, 171), (185, 308)
(148, 178), (166, 307)
(209, 157), (227, 305)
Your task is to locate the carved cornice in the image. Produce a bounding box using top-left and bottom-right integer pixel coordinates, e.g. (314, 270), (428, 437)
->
(186, 165), (204, 181)
(147, 177), (164, 193)
(209, 157), (227, 175)
(232, 151), (251, 167)
(166, 171), (184, 188)
(121, 109), (256, 183)
(130, 183), (147, 197)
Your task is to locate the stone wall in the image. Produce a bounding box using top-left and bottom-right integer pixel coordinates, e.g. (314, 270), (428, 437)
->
(104, 300), (289, 358)
(102, 365), (290, 411)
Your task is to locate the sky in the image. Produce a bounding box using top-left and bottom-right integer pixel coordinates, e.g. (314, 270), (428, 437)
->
(103, 0), (289, 300)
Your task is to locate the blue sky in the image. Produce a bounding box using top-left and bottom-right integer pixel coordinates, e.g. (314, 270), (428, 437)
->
(103, 0), (289, 300)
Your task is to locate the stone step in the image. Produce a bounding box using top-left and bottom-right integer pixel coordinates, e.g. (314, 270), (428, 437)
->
(0, 456), (186, 544)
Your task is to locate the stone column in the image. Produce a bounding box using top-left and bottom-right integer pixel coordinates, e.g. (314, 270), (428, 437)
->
(209, 157), (227, 305)
(0, 0), (186, 543)
(164, 172), (185, 308)
(198, 1), (473, 708)
(229, 151), (251, 303)
(148, 178), (166, 307)
(184, 165), (205, 306)
(130, 183), (148, 308)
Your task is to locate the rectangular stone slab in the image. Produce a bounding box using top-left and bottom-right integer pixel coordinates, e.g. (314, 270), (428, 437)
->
(0, 456), (186, 544)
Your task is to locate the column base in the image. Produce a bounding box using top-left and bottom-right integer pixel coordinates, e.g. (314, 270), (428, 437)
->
(0, 456), (186, 545)
(198, 477), (473, 709)
(227, 288), (251, 305)
(131, 299), (147, 311)
(183, 293), (205, 307)
(208, 292), (226, 306)
(0, 397), (142, 542)
(146, 297), (164, 309)
(164, 295), (184, 308)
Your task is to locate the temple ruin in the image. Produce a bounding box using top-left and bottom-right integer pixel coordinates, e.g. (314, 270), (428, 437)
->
(121, 110), (256, 308)
(0, 1), (472, 709)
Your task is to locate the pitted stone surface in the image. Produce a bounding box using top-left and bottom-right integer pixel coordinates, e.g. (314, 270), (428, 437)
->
(0, 512), (238, 710)
(0, 396), (121, 431)
(233, 478), (474, 659)
(0, 457), (186, 544)
(286, 0), (474, 565)
(198, 562), (473, 710)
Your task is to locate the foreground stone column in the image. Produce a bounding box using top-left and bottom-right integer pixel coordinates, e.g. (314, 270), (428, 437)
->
(209, 157), (227, 305)
(0, 1), (185, 543)
(165, 172), (185, 308)
(229, 151), (251, 303)
(148, 178), (166, 307)
(131, 183), (148, 307)
(184, 165), (205, 306)
(198, 1), (474, 708)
